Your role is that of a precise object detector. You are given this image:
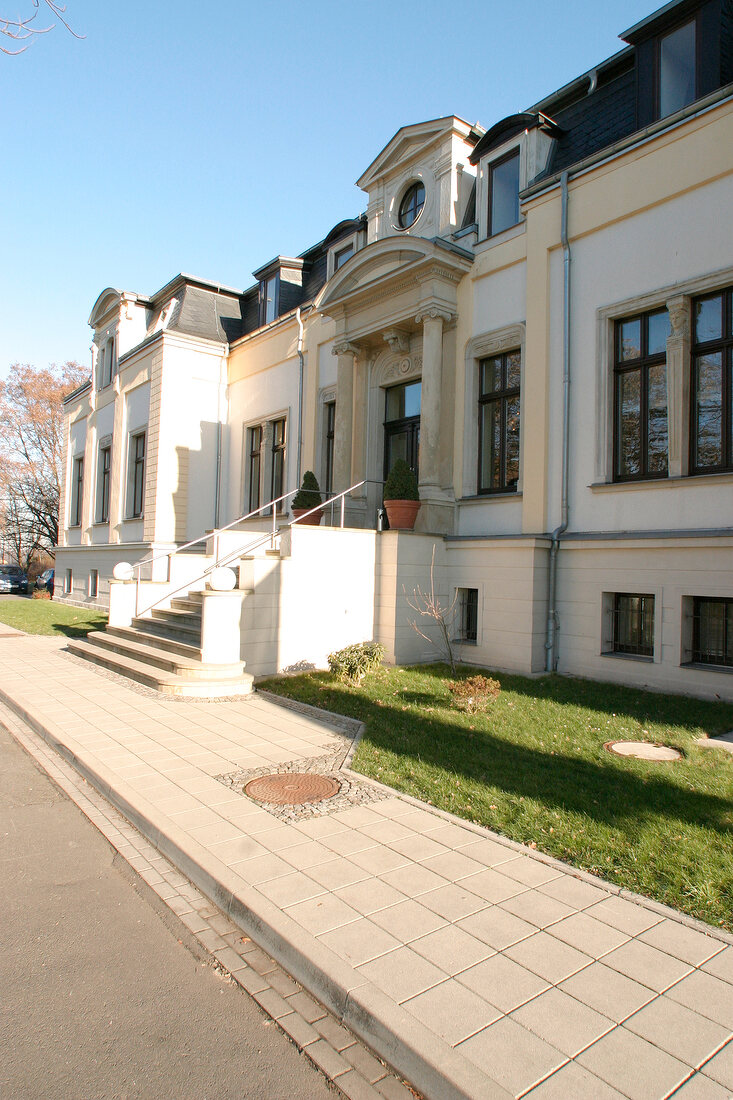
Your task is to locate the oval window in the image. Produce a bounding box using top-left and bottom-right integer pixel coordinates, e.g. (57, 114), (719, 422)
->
(398, 182), (425, 229)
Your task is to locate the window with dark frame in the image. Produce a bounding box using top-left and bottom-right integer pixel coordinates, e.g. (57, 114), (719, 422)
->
(488, 149), (520, 237)
(658, 19), (696, 118)
(270, 418), (286, 506)
(130, 432), (146, 518)
(247, 425), (262, 513)
(614, 309), (670, 481)
(324, 401), (335, 496)
(97, 444), (111, 523)
(692, 597), (733, 668)
(333, 244), (354, 271)
(457, 588), (479, 644)
(478, 350), (520, 493)
(398, 182), (425, 229)
(384, 381), (421, 482)
(691, 287), (733, 474)
(611, 593), (655, 657)
(261, 274), (278, 326)
(70, 456), (84, 526)
(89, 569), (98, 598)
(64, 569), (72, 594)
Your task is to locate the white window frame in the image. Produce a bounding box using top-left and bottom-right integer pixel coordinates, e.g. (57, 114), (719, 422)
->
(69, 454), (84, 527)
(462, 324), (526, 500)
(126, 429), (146, 519)
(327, 234), (359, 280)
(95, 436), (112, 524)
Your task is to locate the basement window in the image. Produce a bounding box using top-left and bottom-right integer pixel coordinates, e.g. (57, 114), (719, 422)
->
(456, 588), (479, 644)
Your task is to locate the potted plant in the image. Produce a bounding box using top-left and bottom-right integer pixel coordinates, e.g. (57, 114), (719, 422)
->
(383, 459), (420, 530)
(291, 470), (323, 525)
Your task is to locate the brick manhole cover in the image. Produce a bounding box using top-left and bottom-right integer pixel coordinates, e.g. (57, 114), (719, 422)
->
(244, 773), (341, 805)
(605, 741), (682, 761)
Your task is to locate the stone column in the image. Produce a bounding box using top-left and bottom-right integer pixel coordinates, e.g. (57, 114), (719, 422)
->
(666, 295), (690, 479)
(332, 342), (359, 493)
(415, 309), (452, 493)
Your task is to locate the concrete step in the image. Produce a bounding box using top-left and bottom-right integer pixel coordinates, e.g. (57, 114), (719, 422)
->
(67, 638), (254, 698)
(132, 616), (200, 646)
(106, 625), (202, 661)
(170, 594), (204, 614)
(82, 631), (245, 682)
(150, 607), (202, 630)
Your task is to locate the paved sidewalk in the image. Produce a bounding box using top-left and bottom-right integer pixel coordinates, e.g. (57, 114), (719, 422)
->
(1, 636), (732, 1100)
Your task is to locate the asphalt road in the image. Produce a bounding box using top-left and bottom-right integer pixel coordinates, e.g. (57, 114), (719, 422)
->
(0, 723), (335, 1100)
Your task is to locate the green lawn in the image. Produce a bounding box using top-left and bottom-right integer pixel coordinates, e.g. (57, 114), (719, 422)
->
(0, 598), (107, 638)
(259, 664), (733, 930)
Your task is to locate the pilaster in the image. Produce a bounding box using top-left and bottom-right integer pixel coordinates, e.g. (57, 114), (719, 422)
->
(666, 294), (691, 478)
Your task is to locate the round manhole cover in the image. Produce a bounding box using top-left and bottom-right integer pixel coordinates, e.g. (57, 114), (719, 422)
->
(605, 741), (682, 761)
(244, 773), (341, 805)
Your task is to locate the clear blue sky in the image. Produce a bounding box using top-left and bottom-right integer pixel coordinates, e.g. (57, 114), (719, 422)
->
(1, 0), (655, 375)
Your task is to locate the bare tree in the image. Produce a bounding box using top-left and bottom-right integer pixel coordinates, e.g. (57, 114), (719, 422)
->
(0, 361), (88, 563)
(404, 545), (459, 673)
(1, 1), (83, 55)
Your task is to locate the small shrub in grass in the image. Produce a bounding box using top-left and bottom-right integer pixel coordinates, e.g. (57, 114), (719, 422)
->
(32, 588), (51, 600)
(328, 641), (385, 683)
(448, 675), (501, 713)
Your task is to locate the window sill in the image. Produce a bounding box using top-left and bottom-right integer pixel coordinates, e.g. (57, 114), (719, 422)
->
(453, 639), (478, 647)
(681, 661), (733, 676)
(68, 523), (81, 530)
(93, 520), (109, 527)
(459, 492), (522, 504)
(601, 651), (654, 664)
(590, 471), (733, 492)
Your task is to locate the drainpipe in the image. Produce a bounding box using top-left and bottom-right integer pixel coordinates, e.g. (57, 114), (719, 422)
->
(213, 353), (227, 528)
(296, 307), (304, 487)
(545, 170), (571, 673)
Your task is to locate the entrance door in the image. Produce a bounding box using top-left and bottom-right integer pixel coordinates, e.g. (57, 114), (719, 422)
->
(383, 380), (421, 482)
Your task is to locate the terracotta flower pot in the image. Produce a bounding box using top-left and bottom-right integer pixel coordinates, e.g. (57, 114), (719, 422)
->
(291, 507), (323, 525)
(384, 499), (420, 530)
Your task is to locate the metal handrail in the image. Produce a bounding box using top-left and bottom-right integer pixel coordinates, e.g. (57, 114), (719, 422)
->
(133, 480), (366, 619)
(131, 489), (300, 583)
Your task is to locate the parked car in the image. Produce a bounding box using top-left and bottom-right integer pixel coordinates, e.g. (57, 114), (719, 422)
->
(35, 568), (54, 596)
(0, 564), (29, 594)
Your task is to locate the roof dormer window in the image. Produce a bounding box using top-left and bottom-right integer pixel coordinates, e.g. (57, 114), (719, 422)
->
(261, 274), (279, 326)
(489, 149), (520, 237)
(98, 336), (115, 390)
(658, 20), (696, 117)
(334, 243), (354, 271)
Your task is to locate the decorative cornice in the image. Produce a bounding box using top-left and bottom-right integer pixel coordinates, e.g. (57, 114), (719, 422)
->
(415, 308), (455, 326)
(382, 328), (410, 353)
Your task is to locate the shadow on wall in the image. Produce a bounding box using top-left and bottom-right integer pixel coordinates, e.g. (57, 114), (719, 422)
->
(172, 421), (220, 544)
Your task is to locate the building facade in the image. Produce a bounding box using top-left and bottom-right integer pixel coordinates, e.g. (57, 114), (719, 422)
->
(57, 0), (733, 700)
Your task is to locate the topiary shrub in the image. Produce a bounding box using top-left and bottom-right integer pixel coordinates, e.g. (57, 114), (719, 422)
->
(292, 470), (322, 511)
(328, 641), (385, 683)
(448, 675), (501, 713)
(384, 459), (419, 501)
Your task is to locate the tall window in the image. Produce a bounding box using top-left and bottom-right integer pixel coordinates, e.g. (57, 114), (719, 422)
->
(324, 401), (335, 496)
(247, 425), (262, 512)
(478, 350), (520, 493)
(612, 594), (655, 658)
(384, 381), (421, 480)
(96, 444), (111, 523)
(99, 338), (115, 389)
(129, 431), (146, 518)
(658, 20), (696, 118)
(270, 418), (286, 504)
(261, 275), (278, 326)
(614, 309), (670, 480)
(489, 150), (520, 236)
(70, 456), (84, 526)
(692, 597), (733, 668)
(691, 288), (732, 474)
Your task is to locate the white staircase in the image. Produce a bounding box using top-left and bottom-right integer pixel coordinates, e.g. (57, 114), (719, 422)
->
(68, 588), (255, 697)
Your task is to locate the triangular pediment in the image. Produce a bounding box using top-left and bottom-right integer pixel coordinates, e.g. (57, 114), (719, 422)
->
(356, 116), (475, 191)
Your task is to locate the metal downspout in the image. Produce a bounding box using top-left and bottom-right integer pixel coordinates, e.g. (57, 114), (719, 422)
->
(545, 170), (571, 673)
(296, 307), (304, 487)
